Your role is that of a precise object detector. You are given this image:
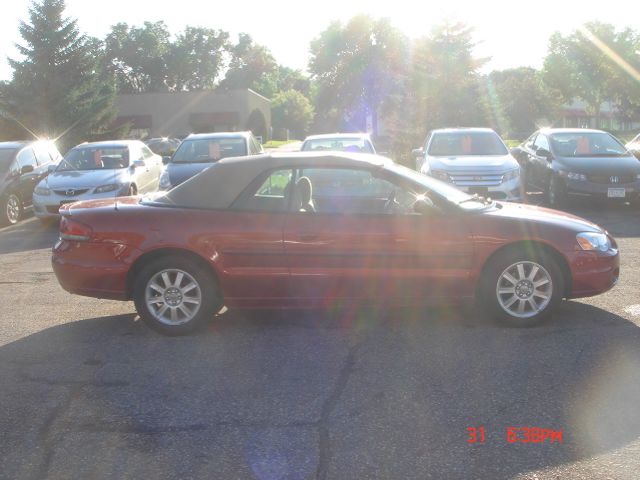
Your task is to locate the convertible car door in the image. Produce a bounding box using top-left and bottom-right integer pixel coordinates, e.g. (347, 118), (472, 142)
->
(283, 167), (474, 307)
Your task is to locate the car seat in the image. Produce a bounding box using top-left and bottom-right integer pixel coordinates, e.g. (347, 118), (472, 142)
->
(293, 177), (315, 213)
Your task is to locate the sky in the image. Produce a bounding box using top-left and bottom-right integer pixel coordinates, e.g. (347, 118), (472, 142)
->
(0, 0), (638, 81)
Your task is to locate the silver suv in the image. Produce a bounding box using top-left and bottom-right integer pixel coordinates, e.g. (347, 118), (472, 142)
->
(413, 128), (523, 202)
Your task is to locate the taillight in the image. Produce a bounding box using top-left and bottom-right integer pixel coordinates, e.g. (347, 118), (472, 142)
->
(59, 216), (93, 241)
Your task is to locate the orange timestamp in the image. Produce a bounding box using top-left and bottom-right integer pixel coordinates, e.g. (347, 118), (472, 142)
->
(467, 426), (563, 445)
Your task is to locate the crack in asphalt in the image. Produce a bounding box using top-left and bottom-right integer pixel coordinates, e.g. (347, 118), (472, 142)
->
(315, 340), (363, 480)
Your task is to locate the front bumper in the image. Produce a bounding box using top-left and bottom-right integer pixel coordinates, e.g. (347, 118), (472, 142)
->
(33, 187), (128, 218)
(566, 247), (620, 298)
(563, 178), (640, 200)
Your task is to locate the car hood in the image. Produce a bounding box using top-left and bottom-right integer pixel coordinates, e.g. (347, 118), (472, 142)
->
(486, 201), (603, 234)
(426, 154), (519, 173)
(165, 162), (216, 187)
(554, 154), (640, 175)
(45, 169), (126, 189)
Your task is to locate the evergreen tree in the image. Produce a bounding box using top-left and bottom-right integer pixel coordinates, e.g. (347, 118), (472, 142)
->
(1, 0), (124, 150)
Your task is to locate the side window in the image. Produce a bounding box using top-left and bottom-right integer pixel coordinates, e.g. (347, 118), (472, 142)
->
(296, 168), (416, 215)
(16, 148), (38, 170)
(33, 144), (52, 166)
(141, 145), (155, 159)
(233, 169), (293, 212)
(533, 134), (549, 152)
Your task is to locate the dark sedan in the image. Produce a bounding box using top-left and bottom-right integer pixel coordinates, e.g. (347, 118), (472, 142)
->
(512, 129), (640, 207)
(52, 152), (619, 335)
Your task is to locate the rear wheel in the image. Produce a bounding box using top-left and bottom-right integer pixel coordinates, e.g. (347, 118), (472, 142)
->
(479, 250), (564, 327)
(1, 193), (22, 226)
(133, 256), (222, 335)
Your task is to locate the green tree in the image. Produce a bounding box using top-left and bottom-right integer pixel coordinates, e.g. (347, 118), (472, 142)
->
(487, 67), (558, 138)
(271, 89), (314, 139)
(218, 34), (278, 97)
(309, 16), (409, 135)
(543, 22), (640, 128)
(410, 22), (488, 142)
(2, 0), (123, 149)
(165, 27), (230, 91)
(104, 21), (171, 93)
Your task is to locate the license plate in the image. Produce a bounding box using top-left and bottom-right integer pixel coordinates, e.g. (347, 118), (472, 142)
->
(607, 188), (626, 198)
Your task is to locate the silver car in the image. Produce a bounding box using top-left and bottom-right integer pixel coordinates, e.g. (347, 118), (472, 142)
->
(413, 128), (523, 202)
(33, 140), (163, 219)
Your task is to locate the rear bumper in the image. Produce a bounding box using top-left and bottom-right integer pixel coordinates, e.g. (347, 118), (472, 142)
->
(566, 248), (620, 298)
(52, 239), (140, 300)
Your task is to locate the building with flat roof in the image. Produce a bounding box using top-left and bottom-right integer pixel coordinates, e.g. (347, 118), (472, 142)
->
(114, 89), (271, 141)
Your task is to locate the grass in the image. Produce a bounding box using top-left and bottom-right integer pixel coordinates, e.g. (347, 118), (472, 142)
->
(504, 139), (523, 148)
(263, 140), (299, 149)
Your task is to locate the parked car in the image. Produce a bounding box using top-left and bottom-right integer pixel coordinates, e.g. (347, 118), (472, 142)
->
(145, 137), (181, 156)
(159, 132), (263, 190)
(300, 133), (376, 154)
(52, 152), (618, 335)
(413, 128), (523, 202)
(511, 129), (640, 207)
(0, 140), (62, 225)
(33, 140), (163, 220)
(625, 133), (640, 160)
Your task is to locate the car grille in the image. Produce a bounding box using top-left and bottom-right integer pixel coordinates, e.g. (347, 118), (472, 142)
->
(53, 188), (90, 197)
(588, 174), (636, 185)
(449, 173), (503, 187)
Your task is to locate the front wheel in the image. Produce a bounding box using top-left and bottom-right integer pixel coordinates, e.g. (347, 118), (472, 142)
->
(1, 193), (22, 226)
(133, 256), (223, 335)
(479, 250), (564, 327)
(547, 175), (567, 208)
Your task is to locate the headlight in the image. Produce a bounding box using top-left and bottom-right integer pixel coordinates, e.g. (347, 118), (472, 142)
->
(429, 170), (450, 182)
(502, 168), (520, 182)
(34, 186), (51, 195)
(559, 170), (587, 181)
(94, 184), (120, 194)
(576, 232), (611, 252)
(159, 170), (172, 189)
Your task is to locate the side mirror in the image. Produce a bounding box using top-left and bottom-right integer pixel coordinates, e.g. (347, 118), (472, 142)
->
(413, 197), (437, 216)
(20, 165), (34, 175)
(162, 156), (171, 165)
(412, 148), (424, 158)
(47, 164), (57, 173)
(133, 159), (146, 168)
(536, 147), (552, 160)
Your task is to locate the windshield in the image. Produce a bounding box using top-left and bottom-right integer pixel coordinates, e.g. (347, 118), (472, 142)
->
(302, 137), (374, 153)
(56, 147), (130, 171)
(428, 131), (509, 156)
(172, 138), (247, 163)
(387, 163), (490, 210)
(0, 149), (17, 173)
(550, 132), (628, 157)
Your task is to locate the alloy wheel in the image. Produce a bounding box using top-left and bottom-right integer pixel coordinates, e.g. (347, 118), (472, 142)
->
(496, 261), (553, 319)
(145, 269), (202, 325)
(5, 194), (20, 224)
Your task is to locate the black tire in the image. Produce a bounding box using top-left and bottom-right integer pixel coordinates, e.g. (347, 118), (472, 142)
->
(133, 256), (223, 335)
(546, 175), (567, 208)
(0, 193), (22, 226)
(479, 249), (565, 327)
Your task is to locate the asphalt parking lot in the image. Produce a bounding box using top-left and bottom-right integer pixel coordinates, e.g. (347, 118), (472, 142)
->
(1, 198), (640, 480)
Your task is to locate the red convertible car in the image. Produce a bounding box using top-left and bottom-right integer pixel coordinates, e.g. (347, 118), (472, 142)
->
(52, 153), (619, 335)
